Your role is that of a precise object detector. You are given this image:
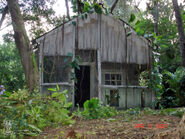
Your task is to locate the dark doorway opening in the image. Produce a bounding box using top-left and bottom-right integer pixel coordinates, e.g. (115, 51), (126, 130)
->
(75, 66), (90, 107)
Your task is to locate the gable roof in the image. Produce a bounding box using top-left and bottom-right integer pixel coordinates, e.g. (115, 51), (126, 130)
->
(35, 13), (152, 65)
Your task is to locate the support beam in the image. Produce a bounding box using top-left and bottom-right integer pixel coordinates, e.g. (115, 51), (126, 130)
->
(71, 19), (76, 109)
(39, 40), (44, 94)
(97, 14), (102, 101)
(41, 82), (71, 86)
(101, 85), (148, 89)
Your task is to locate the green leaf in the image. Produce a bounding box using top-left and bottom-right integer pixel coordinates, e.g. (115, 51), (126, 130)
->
(76, 65), (80, 70)
(93, 3), (103, 14)
(135, 20), (140, 25)
(83, 2), (91, 13)
(51, 92), (59, 98)
(84, 13), (88, 19)
(28, 124), (42, 133)
(48, 88), (56, 92)
(105, 118), (116, 122)
(57, 84), (59, 91)
(62, 89), (68, 94)
(129, 13), (136, 23)
(64, 102), (73, 108)
(72, 21), (76, 26)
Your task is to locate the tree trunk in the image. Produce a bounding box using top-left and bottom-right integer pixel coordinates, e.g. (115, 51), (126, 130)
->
(65, 0), (70, 20)
(154, 0), (159, 35)
(6, 0), (38, 92)
(172, 0), (185, 66)
(0, 6), (8, 29)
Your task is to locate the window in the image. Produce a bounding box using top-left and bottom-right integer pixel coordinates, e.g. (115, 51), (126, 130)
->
(104, 73), (122, 85)
(43, 56), (70, 83)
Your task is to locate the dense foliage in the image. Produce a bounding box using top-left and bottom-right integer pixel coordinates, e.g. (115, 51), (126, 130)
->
(0, 42), (25, 92)
(132, 1), (185, 108)
(161, 67), (185, 107)
(0, 88), (74, 138)
(0, 0), (63, 38)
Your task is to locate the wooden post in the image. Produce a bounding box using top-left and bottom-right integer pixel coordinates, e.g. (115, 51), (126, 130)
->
(39, 40), (44, 94)
(124, 24), (128, 109)
(97, 14), (102, 101)
(149, 43), (155, 109)
(71, 20), (76, 109)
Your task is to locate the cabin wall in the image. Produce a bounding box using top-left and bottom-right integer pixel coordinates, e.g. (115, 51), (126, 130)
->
(40, 50), (99, 102)
(101, 87), (154, 108)
(39, 52), (154, 108)
(101, 62), (142, 85)
(101, 62), (154, 108)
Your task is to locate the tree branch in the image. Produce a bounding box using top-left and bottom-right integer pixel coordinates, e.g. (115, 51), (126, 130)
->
(0, 22), (11, 31)
(65, 0), (70, 20)
(93, 0), (97, 4)
(0, 5), (8, 29)
(111, 0), (119, 13)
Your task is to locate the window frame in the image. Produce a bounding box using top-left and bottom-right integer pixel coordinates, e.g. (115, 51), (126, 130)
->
(103, 72), (123, 86)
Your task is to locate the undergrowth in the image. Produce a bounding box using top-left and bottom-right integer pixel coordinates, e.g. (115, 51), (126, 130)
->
(74, 98), (118, 119)
(120, 107), (185, 122)
(0, 87), (74, 138)
(1, 87), (184, 138)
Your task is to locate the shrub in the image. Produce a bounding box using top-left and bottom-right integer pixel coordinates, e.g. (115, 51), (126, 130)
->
(81, 98), (118, 119)
(0, 88), (74, 138)
(161, 66), (185, 107)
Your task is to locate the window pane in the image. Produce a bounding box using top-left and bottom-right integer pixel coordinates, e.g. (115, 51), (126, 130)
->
(104, 73), (122, 86)
(105, 74), (110, 80)
(111, 80), (116, 85)
(43, 56), (57, 83)
(105, 81), (110, 85)
(116, 74), (121, 80)
(43, 56), (70, 83)
(111, 74), (116, 80)
(117, 81), (121, 85)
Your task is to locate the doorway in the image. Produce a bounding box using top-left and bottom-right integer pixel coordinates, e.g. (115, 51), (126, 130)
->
(75, 66), (90, 107)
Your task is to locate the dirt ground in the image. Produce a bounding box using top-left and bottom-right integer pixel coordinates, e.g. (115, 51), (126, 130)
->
(30, 114), (180, 139)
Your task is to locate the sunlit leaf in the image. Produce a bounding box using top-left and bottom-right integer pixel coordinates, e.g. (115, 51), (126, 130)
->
(48, 88), (56, 92)
(129, 13), (136, 23)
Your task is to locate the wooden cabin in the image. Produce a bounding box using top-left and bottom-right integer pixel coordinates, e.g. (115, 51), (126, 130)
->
(35, 13), (154, 108)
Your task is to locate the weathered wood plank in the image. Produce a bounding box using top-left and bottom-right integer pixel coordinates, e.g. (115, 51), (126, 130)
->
(71, 20), (76, 109)
(101, 85), (148, 89)
(97, 14), (102, 101)
(41, 82), (71, 86)
(39, 40), (44, 93)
